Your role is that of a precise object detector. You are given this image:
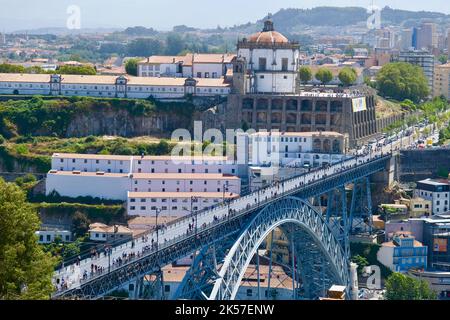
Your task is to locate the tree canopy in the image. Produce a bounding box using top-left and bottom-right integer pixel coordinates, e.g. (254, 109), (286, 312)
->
(125, 58), (139, 76)
(376, 62), (429, 103)
(338, 67), (357, 87)
(0, 63), (26, 73)
(299, 66), (312, 85)
(56, 65), (96, 75)
(0, 178), (56, 299)
(385, 272), (437, 300)
(127, 38), (165, 57)
(315, 68), (333, 85)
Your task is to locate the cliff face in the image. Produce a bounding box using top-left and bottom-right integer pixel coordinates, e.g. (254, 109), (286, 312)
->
(66, 109), (190, 138)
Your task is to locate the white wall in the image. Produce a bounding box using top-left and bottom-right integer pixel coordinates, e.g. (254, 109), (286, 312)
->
(127, 195), (230, 217)
(130, 176), (241, 194)
(193, 63), (223, 79)
(414, 189), (450, 215)
(132, 158), (238, 175)
(46, 173), (131, 200)
(0, 79), (229, 99)
(36, 230), (72, 244)
(53, 156), (132, 174)
(377, 246), (394, 271)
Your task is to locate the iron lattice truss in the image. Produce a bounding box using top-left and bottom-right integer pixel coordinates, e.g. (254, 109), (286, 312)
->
(53, 156), (389, 300)
(208, 197), (348, 300)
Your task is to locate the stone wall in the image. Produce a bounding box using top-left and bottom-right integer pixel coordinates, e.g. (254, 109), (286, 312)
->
(398, 149), (450, 183)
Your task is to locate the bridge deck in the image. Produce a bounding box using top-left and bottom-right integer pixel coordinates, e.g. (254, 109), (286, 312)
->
(52, 153), (391, 299)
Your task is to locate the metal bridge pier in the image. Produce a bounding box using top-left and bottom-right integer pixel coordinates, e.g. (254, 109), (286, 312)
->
(349, 177), (373, 235)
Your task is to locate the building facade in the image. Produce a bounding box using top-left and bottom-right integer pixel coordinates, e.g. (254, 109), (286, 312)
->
(414, 179), (450, 215)
(233, 18), (300, 94)
(227, 89), (378, 148)
(52, 153), (243, 176)
(248, 131), (348, 167)
(434, 63), (450, 100)
(36, 230), (72, 244)
(377, 232), (428, 273)
(127, 191), (239, 217)
(46, 153), (242, 202)
(138, 53), (235, 79)
(0, 73), (231, 99)
(397, 50), (435, 93)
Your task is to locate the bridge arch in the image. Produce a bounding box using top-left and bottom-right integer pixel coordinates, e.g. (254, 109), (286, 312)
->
(208, 197), (349, 300)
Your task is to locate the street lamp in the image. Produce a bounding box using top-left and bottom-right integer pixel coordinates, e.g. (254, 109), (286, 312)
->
(222, 182), (229, 203)
(155, 208), (161, 252)
(191, 196), (199, 236)
(106, 244), (112, 273)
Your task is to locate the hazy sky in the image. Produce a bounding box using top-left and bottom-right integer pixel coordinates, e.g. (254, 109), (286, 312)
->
(0, 0), (449, 31)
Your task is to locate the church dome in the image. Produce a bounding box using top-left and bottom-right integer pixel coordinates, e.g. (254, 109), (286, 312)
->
(247, 19), (289, 44)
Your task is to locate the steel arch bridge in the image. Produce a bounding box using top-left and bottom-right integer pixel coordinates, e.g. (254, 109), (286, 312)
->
(52, 155), (391, 300)
(207, 197), (348, 300)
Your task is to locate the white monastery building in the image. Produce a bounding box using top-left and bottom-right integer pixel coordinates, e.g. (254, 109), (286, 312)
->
(52, 153), (243, 176)
(234, 18), (300, 94)
(0, 73), (231, 99)
(137, 53), (235, 79)
(46, 153), (242, 218)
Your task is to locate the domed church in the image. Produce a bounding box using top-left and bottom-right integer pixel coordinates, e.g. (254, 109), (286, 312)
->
(234, 15), (300, 94)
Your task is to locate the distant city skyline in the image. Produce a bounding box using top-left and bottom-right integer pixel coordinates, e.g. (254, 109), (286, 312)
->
(0, 0), (449, 32)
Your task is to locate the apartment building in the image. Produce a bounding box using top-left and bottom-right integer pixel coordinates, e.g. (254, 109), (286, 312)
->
(434, 63), (450, 100)
(414, 179), (450, 215)
(397, 50), (435, 92)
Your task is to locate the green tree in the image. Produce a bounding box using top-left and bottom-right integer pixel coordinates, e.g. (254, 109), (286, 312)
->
(127, 38), (165, 57)
(299, 66), (312, 85)
(165, 33), (185, 55)
(376, 62), (429, 103)
(438, 55), (448, 65)
(0, 179), (56, 299)
(400, 99), (416, 111)
(315, 68), (333, 86)
(56, 65), (96, 75)
(351, 255), (369, 273)
(338, 67), (357, 86)
(72, 211), (90, 238)
(0, 63), (26, 73)
(125, 58), (139, 76)
(385, 272), (437, 300)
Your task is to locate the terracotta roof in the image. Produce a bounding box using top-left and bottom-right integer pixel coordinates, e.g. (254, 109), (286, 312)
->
(89, 224), (132, 234)
(248, 30), (289, 44)
(52, 153), (131, 161)
(53, 153), (231, 162)
(128, 216), (180, 227)
(0, 73), (52, 83)
(47, 170), (129, 178)
(139, 56), (184, 64)
(127, 191), (240, 198)
(192, 53), (236, 64)
(0, 73), (230, 87)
